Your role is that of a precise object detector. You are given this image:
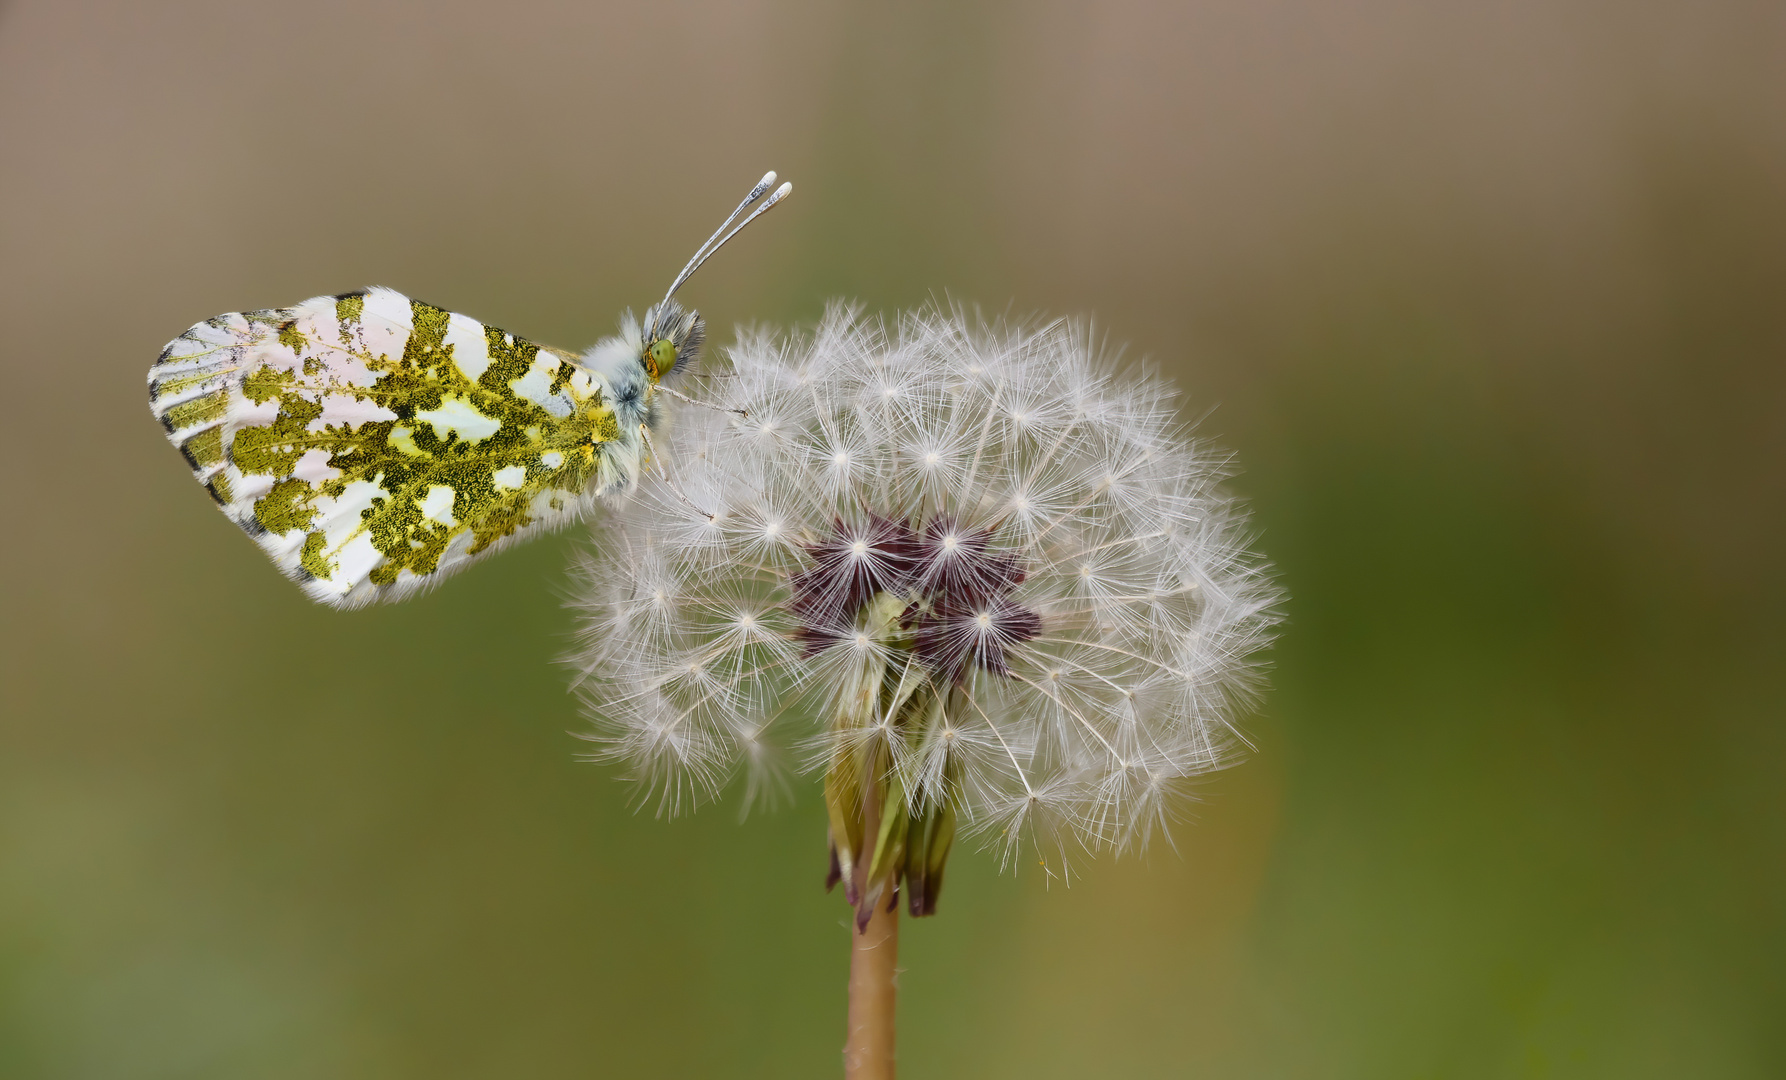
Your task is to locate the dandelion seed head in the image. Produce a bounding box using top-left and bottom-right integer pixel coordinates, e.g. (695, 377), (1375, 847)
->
(569, 303), (1280, 868)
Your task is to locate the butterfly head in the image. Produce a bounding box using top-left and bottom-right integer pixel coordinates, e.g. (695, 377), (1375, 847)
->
(640, 170), (792, 383)
(639, 299), (704, 383)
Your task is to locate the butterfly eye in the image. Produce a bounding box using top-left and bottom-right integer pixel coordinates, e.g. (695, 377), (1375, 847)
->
(648, 338), (678, 377)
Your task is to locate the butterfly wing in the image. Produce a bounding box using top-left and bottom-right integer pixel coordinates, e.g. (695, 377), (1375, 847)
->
(149, 287), (635, 607)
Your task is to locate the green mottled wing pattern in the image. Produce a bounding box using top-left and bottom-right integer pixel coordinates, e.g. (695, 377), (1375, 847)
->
(149, 287), (636, 607)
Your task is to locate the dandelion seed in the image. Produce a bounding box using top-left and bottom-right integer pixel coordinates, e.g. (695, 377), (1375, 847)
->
(569, 303), (1279, 926)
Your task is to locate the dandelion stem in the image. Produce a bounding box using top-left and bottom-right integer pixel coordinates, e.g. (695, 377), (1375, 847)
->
(845, 894), (899, 1080)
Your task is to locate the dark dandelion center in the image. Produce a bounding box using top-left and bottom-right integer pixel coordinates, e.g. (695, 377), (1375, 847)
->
(791, 513), (1041, 678)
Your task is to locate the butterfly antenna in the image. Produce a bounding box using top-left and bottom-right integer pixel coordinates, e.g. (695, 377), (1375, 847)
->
(651, 171), (794, 337)
(669, 178), (793, 300)
(663, 172), (776, 303)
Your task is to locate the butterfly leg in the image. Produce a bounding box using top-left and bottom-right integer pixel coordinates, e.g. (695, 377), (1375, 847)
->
(638, 423), (717, 521)
(659, 384), (749, 419)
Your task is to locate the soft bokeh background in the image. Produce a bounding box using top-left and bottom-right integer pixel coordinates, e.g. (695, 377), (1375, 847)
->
(3, 1), (1782, 1076)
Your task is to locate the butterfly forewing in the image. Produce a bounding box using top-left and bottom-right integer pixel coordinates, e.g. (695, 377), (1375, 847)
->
(149, 287), (628, 607)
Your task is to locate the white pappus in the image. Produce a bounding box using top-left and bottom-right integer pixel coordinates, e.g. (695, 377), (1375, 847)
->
(569, 303), (1282, 915)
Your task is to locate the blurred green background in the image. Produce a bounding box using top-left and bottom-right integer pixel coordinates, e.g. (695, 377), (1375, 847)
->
(3, 1), (1782, 1076)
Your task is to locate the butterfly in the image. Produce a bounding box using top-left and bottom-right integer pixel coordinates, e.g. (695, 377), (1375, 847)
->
(148, 172), (791, 608)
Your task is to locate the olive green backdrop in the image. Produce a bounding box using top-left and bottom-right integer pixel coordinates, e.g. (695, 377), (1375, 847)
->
(2, 1), (1781, 1076)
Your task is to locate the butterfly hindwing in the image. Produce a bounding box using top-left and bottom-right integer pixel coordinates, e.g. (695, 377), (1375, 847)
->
(149, 287), (634, 607)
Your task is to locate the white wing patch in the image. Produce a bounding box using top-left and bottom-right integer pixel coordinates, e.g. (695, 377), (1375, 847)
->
(416, 394), (502, 443)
